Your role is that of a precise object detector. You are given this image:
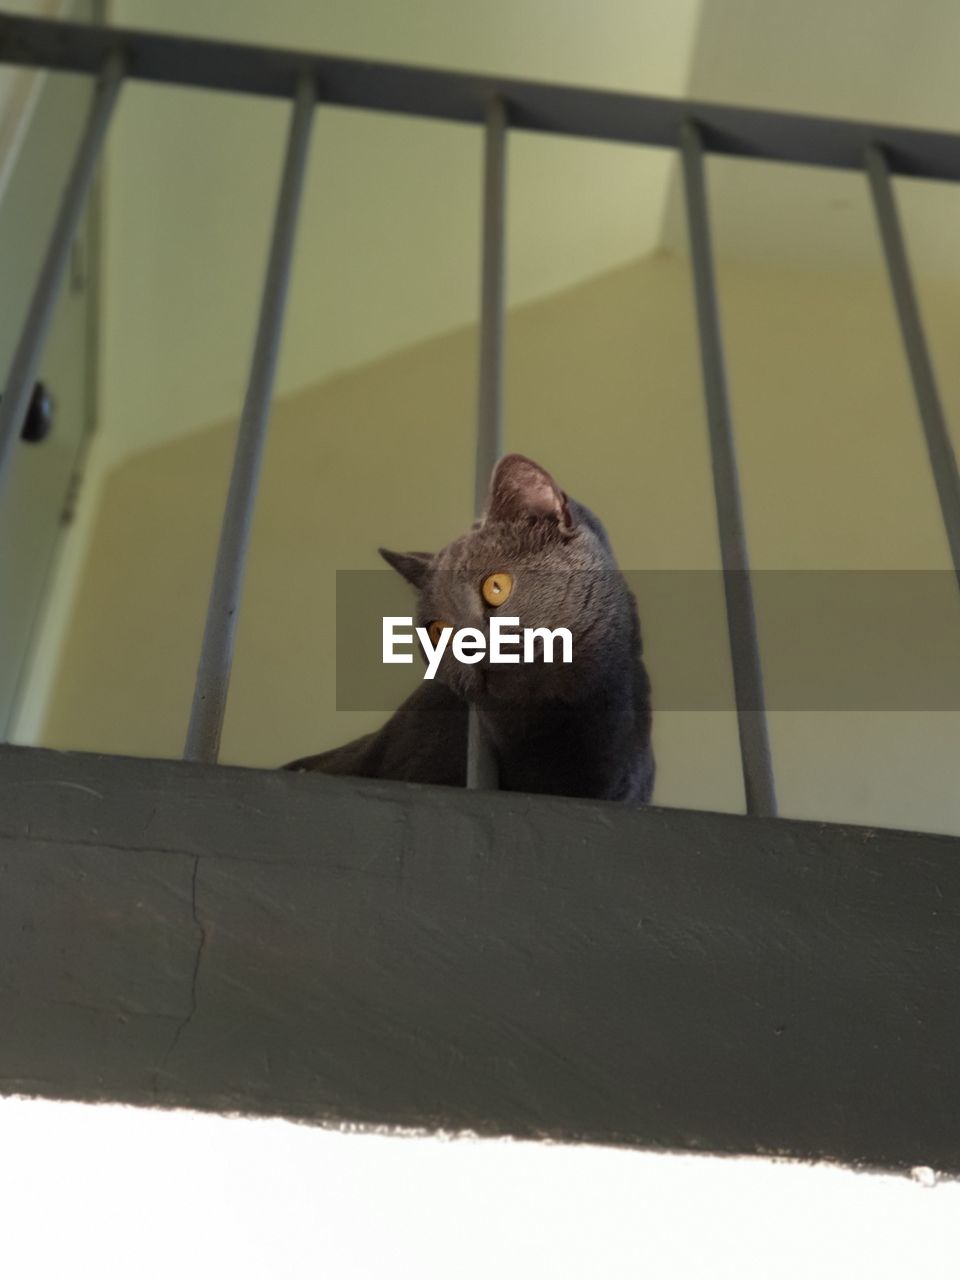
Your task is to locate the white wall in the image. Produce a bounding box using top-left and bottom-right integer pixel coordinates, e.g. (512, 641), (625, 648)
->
(0, 1), (73, 203)
(98, 0), (960, 469)
(659, 0), (960, 275)
(8, 0), (700, 741)
(100, 0), (702, 464)
(0, 1098), (956, 1280)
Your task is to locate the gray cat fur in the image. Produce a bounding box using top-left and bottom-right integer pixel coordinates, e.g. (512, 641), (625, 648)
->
(285, 454), (654, 803)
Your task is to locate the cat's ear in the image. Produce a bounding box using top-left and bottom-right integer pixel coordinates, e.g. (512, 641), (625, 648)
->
(484, 453), (575, 534)
(379, 547), (434, 588)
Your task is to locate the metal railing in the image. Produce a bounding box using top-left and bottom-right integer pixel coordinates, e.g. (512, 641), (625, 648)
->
(2, 11), (960, 817)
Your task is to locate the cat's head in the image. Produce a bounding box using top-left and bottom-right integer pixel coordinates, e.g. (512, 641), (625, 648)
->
(379, 454), (634, 706)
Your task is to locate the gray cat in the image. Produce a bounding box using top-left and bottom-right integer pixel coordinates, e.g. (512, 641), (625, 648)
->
(285, 453), (654, 802)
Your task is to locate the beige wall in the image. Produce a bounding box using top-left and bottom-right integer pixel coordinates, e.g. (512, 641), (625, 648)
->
(41, 251), (960, 835)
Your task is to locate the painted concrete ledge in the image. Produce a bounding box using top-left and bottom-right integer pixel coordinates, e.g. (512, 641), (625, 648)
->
(0, 744), (958, 1172)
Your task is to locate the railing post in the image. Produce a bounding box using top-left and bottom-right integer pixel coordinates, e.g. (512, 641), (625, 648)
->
(865, 144), (960, 592)
(184, 72), (316, 763)
(0, 49), (124, 500)
(467, 95), (508, 790)
(680, 119), (777, 818)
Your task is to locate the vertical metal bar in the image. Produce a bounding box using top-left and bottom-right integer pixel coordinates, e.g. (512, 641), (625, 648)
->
(473, 96), (507, 517)
(680, 119), (777, 818)
(865, 144), (960, 591)
(184, 74), (315, 763)
(0, 50), (124, 497)
(467, 95), (508, 790)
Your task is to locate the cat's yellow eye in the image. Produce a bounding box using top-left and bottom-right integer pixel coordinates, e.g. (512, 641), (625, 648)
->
(481, 571), (513, 606)
(428, 620), (451, 647)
